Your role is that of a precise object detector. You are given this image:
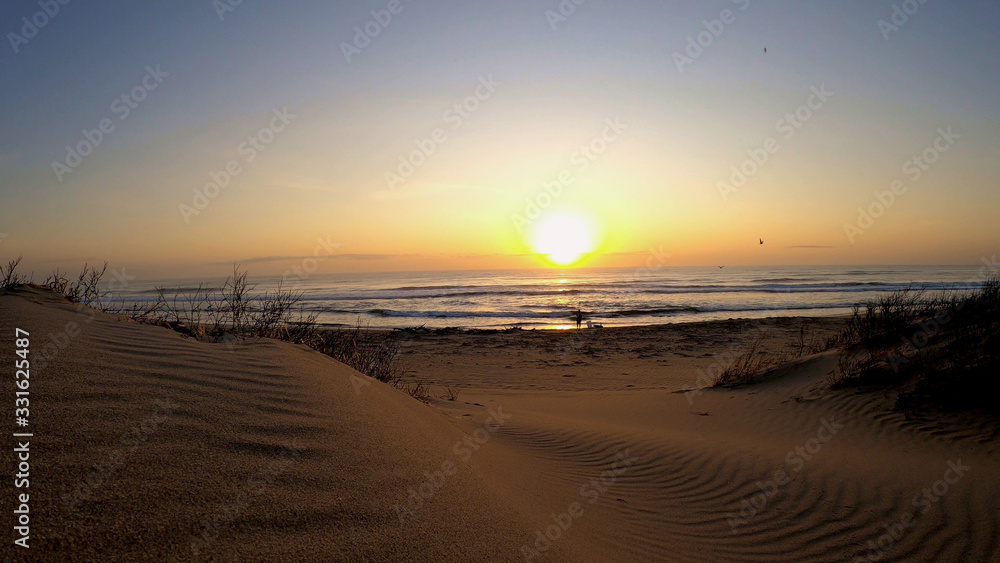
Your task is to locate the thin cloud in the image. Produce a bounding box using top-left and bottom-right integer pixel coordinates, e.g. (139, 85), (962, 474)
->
(204, 254), (412, 266)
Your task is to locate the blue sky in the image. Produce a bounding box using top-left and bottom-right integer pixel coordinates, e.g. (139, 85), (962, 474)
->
(1, 1), (998, 277)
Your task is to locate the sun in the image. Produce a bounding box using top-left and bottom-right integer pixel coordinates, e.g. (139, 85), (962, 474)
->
(532, 214), (594, 266)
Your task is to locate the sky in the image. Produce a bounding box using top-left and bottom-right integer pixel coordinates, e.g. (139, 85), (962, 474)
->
(1, 0), (998, 279)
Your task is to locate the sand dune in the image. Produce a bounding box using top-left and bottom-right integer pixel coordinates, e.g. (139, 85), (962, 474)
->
(1, 288), (535, 561)
(466, 356), (1000, 561)
(2, 287), (998, 561)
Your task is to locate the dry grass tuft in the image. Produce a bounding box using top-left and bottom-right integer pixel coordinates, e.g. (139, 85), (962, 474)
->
(713, 335), (791, 387)
(832, 276), (1000, 412)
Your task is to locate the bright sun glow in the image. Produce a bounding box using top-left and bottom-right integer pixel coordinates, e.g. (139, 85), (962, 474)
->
(533, 214), (593, 266)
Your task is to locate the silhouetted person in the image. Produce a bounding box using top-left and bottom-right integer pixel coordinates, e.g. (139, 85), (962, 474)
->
(575, 310), (583, 329)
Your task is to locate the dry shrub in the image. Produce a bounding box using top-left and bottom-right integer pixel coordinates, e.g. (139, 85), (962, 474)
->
(403, 380), (430, 402)
(306, 320), (404, 384)
(1, 255), (28, 288)
(442, 386), (460, 401)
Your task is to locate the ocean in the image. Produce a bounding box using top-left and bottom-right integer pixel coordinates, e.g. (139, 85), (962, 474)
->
(111, 265), (991, 329)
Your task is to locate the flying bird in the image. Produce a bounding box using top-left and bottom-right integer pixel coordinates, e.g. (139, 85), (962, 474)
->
(763, 47), (767, 53)
(718, 266), (725, 269)
(759, 238), (764, 245)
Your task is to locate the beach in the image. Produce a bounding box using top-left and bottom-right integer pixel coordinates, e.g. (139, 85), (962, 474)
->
(5, 0), (999, 560)
(4, 285), (998, 562)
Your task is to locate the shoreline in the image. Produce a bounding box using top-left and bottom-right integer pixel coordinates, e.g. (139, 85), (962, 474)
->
(318, 312), (856, 332)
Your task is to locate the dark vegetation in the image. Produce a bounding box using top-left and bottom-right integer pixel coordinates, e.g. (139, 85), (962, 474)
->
(1, 256), (29, 287)
(830, 277), (1000, 413)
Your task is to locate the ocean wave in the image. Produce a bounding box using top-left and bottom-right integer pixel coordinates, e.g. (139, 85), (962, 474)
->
(307, 288), (586, 301)
(608, 307), (699, 317)
(368, 306), (703, 320)
(295, 282), (981, 302)
(367, 309), (572, 319)
(106, 267), (989, 328)
(753, 277), (822, 283)
(385, 284), (465, 291)
(641, 282), (979, 295)
(135, 286), (224, 294)
(693, 303), (855, 313)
